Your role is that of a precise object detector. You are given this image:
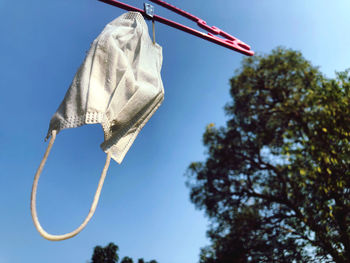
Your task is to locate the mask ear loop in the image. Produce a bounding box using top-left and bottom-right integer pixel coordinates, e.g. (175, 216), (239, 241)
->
(31, 129), (112, 241)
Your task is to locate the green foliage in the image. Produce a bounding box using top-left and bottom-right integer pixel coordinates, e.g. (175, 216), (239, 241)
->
(90, 243), (158, 263)
(187, 48), (350, 263)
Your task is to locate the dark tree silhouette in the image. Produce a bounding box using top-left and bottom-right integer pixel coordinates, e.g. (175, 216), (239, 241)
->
(120, 257), (133, 263)
(187, 48), (350, 263)
(91, 243), (119, 263)
(90, 243), (158, 263)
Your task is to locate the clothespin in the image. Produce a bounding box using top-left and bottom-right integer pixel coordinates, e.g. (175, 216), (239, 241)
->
(144, 3), (156, 44)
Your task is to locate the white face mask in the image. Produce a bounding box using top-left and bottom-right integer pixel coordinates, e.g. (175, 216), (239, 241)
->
(31, 12), (164, 241)
(48, 11), (164, 163)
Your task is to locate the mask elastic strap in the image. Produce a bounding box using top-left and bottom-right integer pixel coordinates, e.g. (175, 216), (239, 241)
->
(152, 19), (156, 44)
(31, 130), (112, 241)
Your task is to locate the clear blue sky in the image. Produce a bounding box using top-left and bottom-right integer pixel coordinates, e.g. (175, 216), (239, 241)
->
(1, 0), (350, 262)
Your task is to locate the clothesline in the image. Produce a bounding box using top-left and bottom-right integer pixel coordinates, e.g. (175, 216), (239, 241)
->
(98, 0), (254, 56)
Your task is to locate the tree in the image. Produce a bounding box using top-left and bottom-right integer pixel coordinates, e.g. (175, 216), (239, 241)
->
(137, 259), (157, 263)
(91, 243), (119, 263)
(90, 243), (158, 263)
(187, 48), (350, 263)
(121, 257), (133, 263)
